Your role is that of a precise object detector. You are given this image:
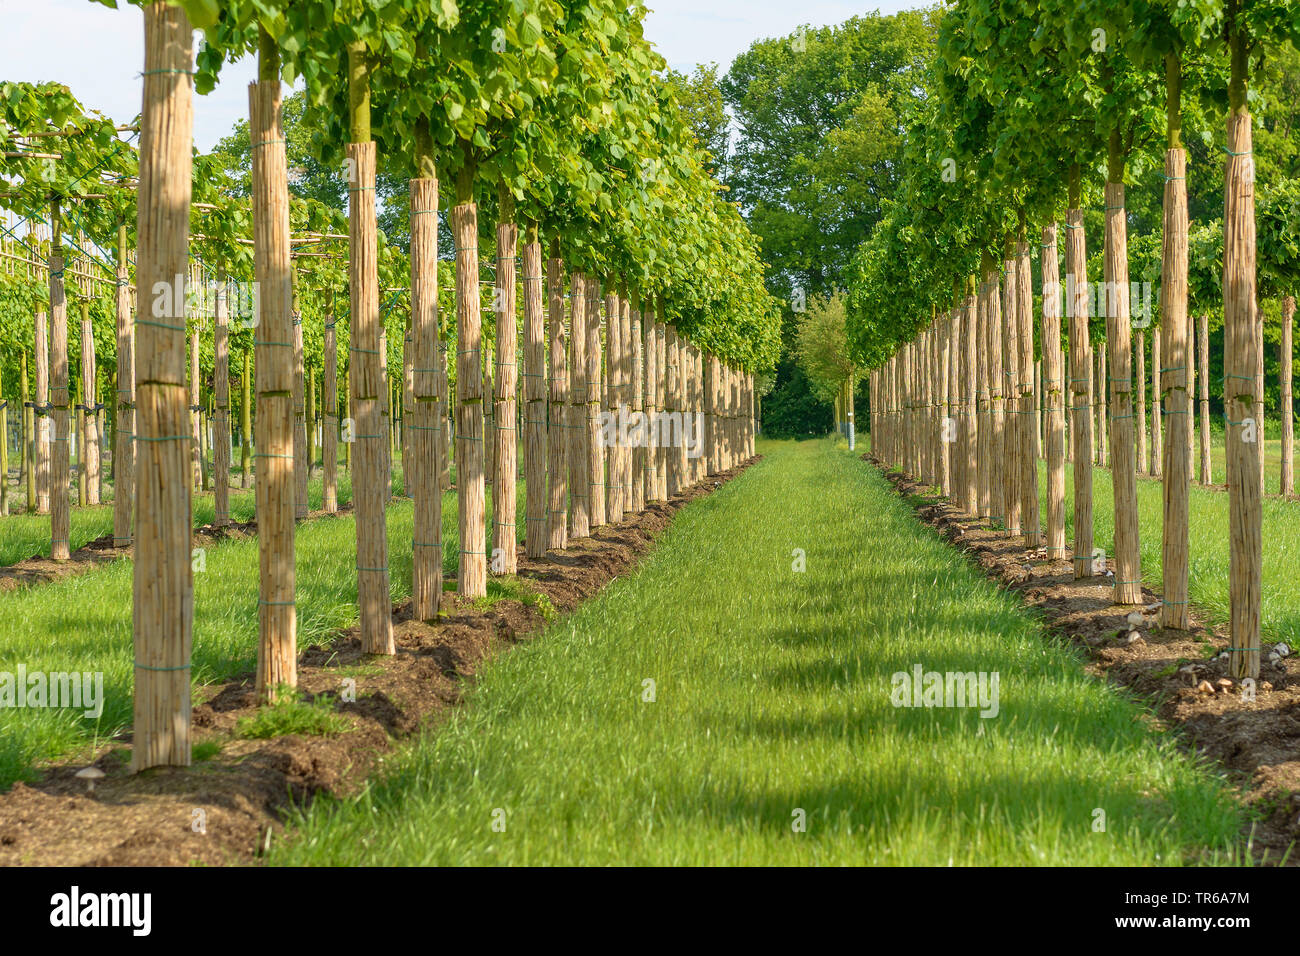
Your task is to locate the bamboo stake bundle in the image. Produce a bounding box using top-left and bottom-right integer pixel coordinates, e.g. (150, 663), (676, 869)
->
(656, 318), (669, 496)
(1161, 146), (1191, 630)
(1223, 102), (1261, 680)
(438, 337), (450, 491)
(705, 350), (719, 476)
(939, 313), (951, 497)
(546, 253), (568, 550)
(1198, 312), (1211, 483)
(410, 174), (441, 618)
(920, 326), (932, 483)
(522, 228), (546, 556)
(987, 270), (1005, 531)
(586, 279), (606, 524)
(250, 61), (300, 690)
(643, 303), (658, 501)
(976, 280), (991, 519)
(323, 313), (338, 514)
(483, 333), (494, 486)
(453, 180), (486, 598)
(22, 353), (33, 513)
(630, 304), (645, 508)
(35, 309), (49, 514)
(1066, 210), (1094, 577)
(617, 296), (631, 499)
(400, 329), (411, 475)
(1151, 323), (1162, 476)
(241, 349), (252, 488)
(1253, 327), (1263, 504)
(1136, 330), (1148, 473)
(379, 326), (391, 496)
(1016, 237), (1039, 546)
(962, 283), (978, 515)
(80, 299), (100, 505)
(132, 2), (193, 770)
(1104, 182), (1141, 605)
(49, 208), (70, 561)
(189, 328), (201, 492)
(605, 288), (622, 520)
(1035, 360), (1043, 459)
(620, 293), (634, 504)
(213, 275), (230, 527)
(0, 370), (6, 513)
(697, 345), (708, 481)
(1283, 296), (1295, 497)
(948, 305), (963, 505)
(734, 364), (744, 465)
(494, 211), (518, 571)
(1041, 225), (1066, 561)
(567, 271), (589, 539)
(1000, 254), (1019, 538)
(665, 325), (681, 496)
(344, 49), (395, 650)
(310, 360), (320, 477)
(1096, 349), (1107, 467)
(898, 346), (909, 471)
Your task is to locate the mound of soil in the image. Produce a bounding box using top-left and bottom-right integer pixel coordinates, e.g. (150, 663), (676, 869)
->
(868, 455), (1300, 865)
(0, 462), (755, 867)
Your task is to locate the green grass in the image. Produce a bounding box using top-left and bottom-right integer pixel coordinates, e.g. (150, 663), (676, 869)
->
(0, 466), (360, 567)
(0, 465), (525, 789)
(236, 694), (349, 739)
(270, 439), (1241, 866)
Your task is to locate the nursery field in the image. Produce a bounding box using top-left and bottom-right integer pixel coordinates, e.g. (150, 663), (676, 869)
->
(272, 440), (1242, 866)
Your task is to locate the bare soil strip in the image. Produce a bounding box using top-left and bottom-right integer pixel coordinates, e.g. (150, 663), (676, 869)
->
(0, 461), (754, 867)
(869, 455), (1300, 865)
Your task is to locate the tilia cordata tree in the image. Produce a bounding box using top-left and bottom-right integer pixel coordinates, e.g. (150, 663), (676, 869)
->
(1095, 0), (1219, 632)
(1045, 0), (1163, 606)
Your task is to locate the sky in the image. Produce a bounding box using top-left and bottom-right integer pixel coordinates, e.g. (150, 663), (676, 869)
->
(1, 0), (921, 152)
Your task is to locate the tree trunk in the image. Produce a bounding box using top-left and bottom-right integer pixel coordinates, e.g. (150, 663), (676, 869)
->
(1283, 296), (1295, 497)
(49, 206), (70, 559)
(1066, 208), (1094, 577)
(493, 206), (518, 570)
(1161, 146), (1191, 630)
(323, 314), (338, 513)
(567, 271), (588, 538)
(132, 2), (194, 769)
(1198, 312), (1211, 484)
(522, 227), (546, 556)
(1151, 321), (1162, 476)
(213, 273), (229, 526)
(1042, 225), (1066, 562)
(240, 348), (252, 489)
(1223, 70), (1261, 679)
(114, 227), (134, 541)
(35, 309), (49, 515)
(410, 173), (441, 618)
(81, 300), (100, 505)
(251, 50), (301, 689)
(546, 252), (568, 550)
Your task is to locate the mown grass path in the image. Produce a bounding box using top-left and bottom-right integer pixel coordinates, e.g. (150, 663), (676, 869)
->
(274, 439), (1241, 866)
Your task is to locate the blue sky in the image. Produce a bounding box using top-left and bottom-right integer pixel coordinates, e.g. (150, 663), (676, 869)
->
(3, 0), (921, 151)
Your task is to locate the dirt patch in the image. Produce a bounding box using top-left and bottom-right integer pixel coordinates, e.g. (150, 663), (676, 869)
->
(0, 504), (354, 592)
(0, 461), (756, 866)
(866, 454), (1300, 865)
